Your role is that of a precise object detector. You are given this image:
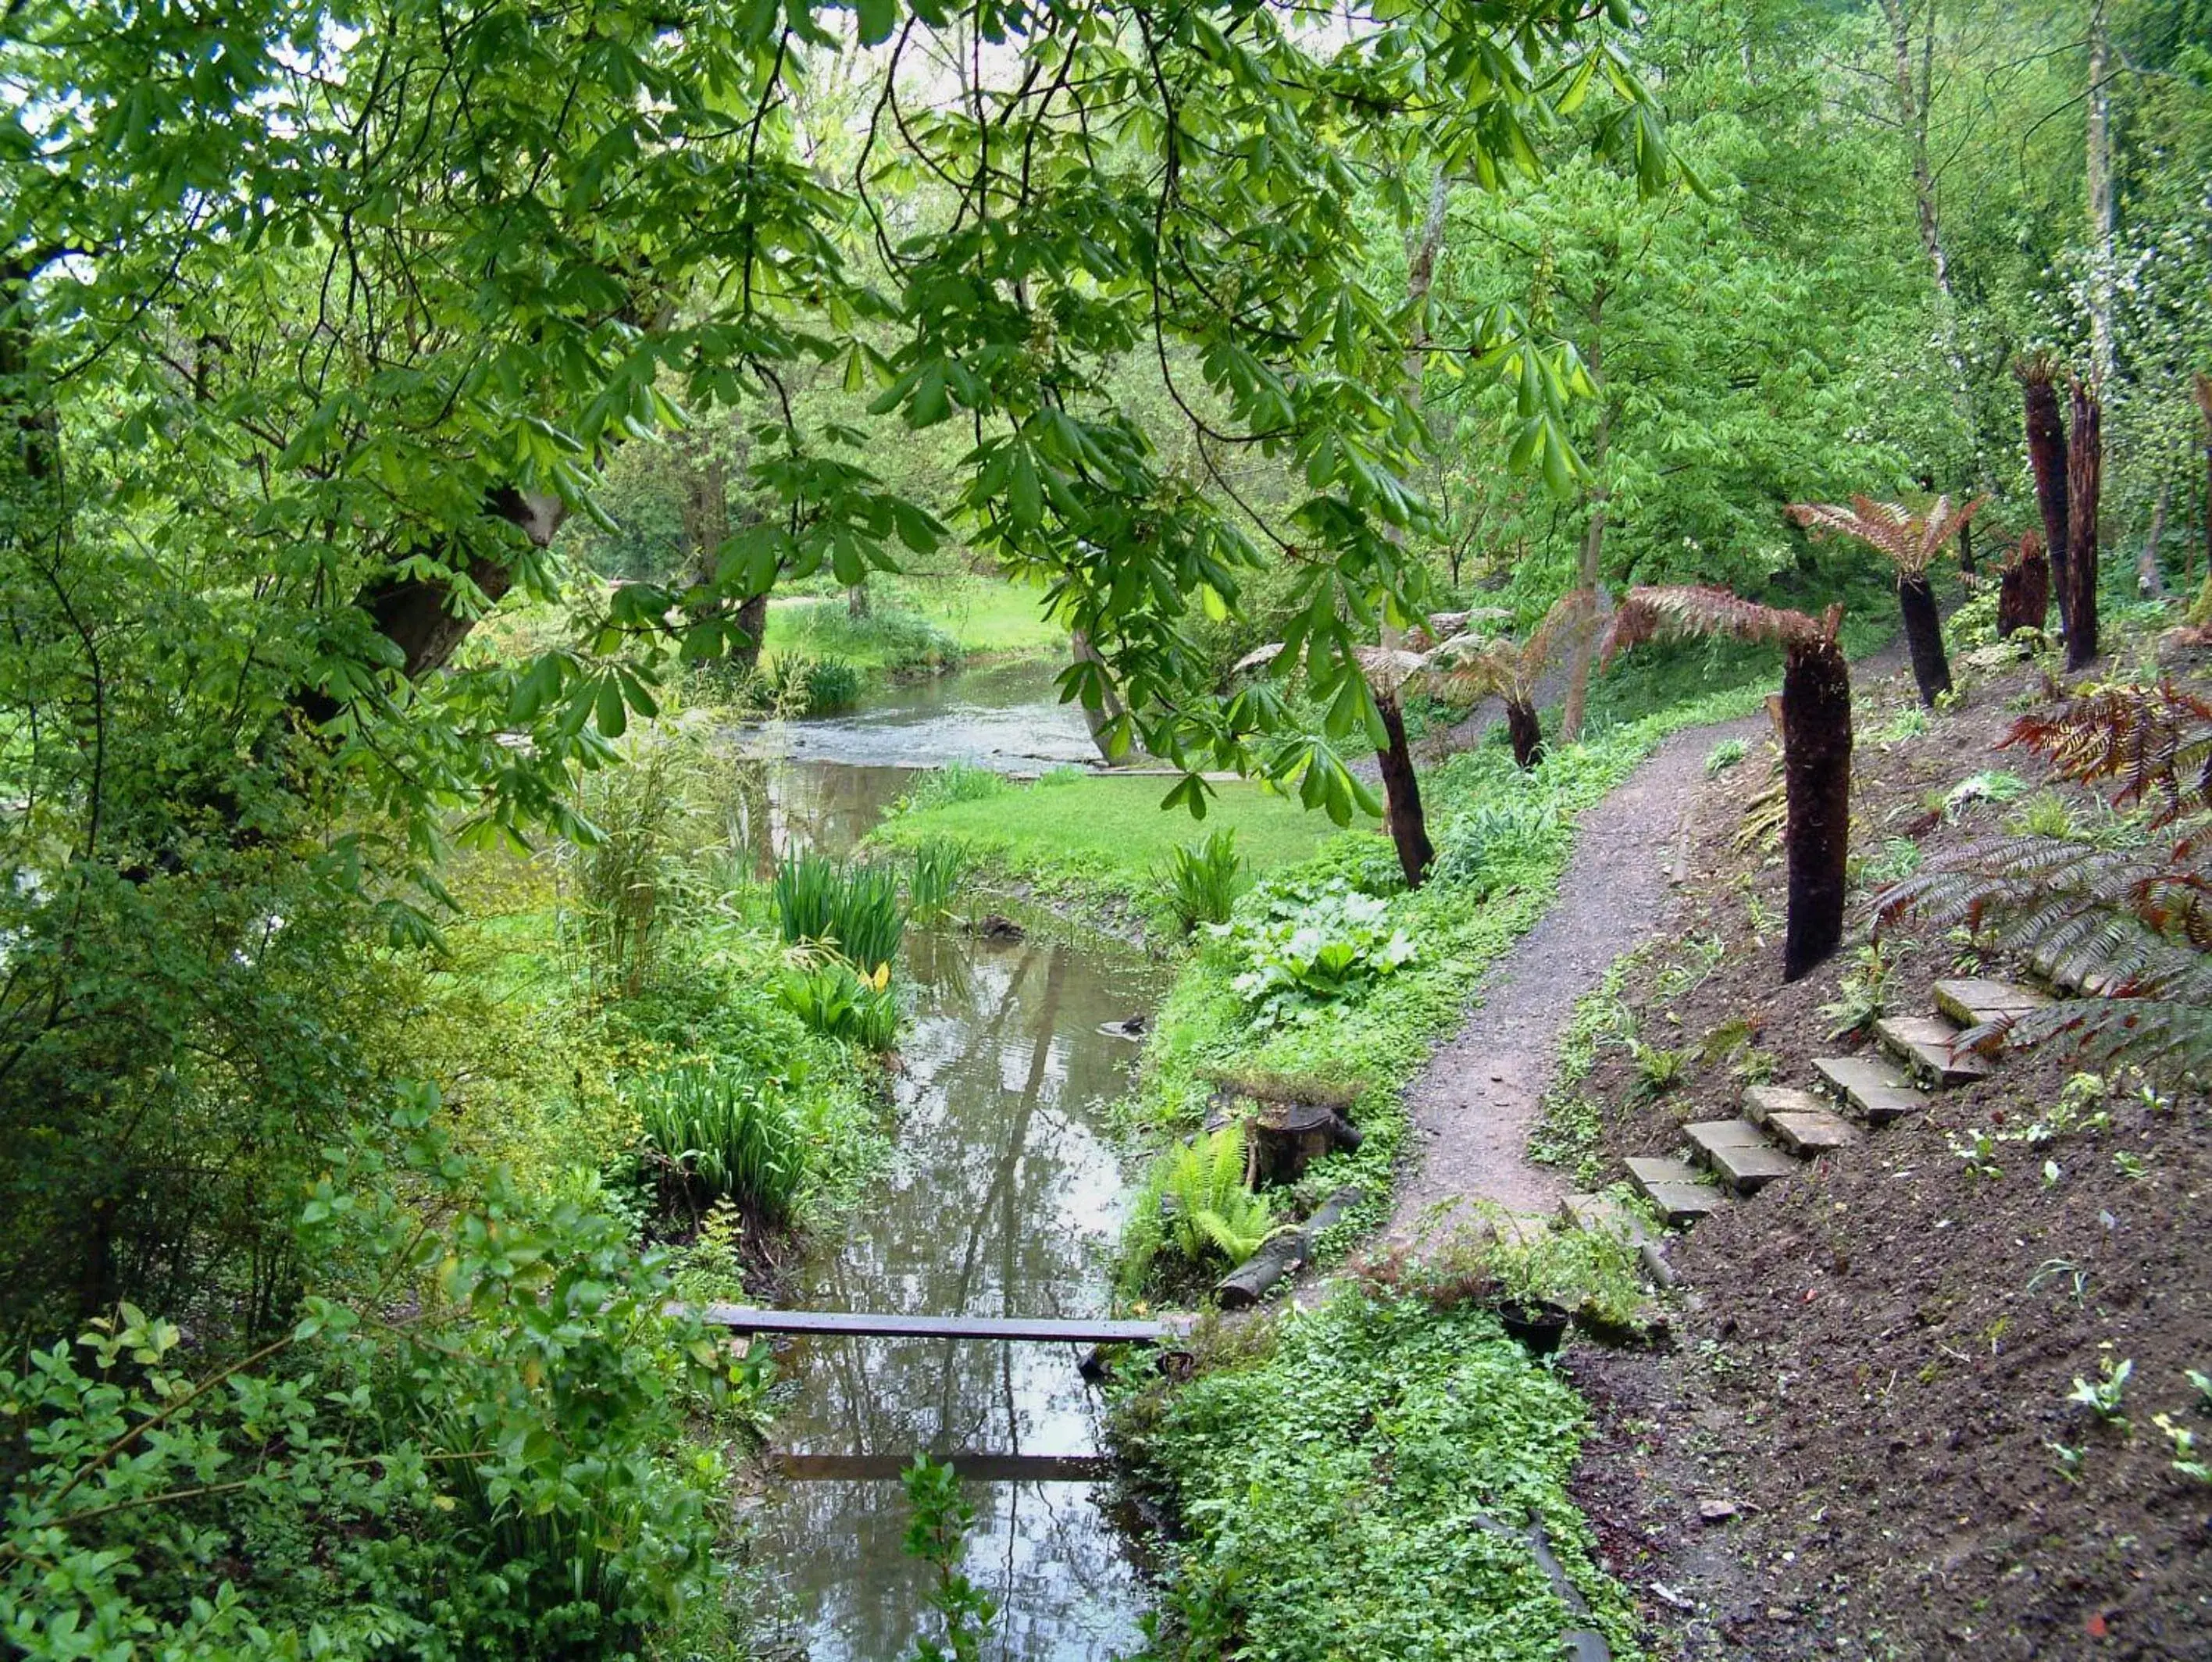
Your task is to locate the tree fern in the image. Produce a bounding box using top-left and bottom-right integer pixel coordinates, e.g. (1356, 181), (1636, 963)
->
(1786, 494), (1984, 577)
(1877, 683), (2212, 1080)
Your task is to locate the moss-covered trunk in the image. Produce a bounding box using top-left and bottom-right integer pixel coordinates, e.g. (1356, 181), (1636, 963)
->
(1375, 693), (1434, 889)
(1896, 572), (1950, 706)
(1781, 637), (1852, 983)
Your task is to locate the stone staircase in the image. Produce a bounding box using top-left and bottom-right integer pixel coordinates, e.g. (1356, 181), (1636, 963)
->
(1606, 976), (2050, 1233)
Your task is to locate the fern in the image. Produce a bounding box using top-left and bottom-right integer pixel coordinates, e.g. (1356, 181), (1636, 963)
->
(1599, 585), (1839, 662)
(1427, 589), (1596, 706)
(1161, 1125), (1275, 1269)
(1786, 494), (1985, 576)
(1877, 683), (2212, 1080)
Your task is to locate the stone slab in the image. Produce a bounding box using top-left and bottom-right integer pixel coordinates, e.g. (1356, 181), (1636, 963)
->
(1684, 1120), (1798, 1193)
(1624, 1157), (1727, 1227)
(1813, 1055), (1928, 1125)
(1742, 1084), (1828, 1126)
(2028, 947), (2117, 998)
(1560, 1192), (1651, 1246)
(1932, 976), (2053, 1033)
(1875, 1014), (1996, 1086)
(1764, 1108), (1861, 1157)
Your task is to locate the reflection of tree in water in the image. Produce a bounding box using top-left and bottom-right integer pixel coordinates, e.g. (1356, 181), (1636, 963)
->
(755, 926), (1162, 1660)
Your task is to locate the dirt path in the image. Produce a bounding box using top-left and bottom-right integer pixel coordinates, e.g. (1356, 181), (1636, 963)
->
(1386, 714), (1765, 1243)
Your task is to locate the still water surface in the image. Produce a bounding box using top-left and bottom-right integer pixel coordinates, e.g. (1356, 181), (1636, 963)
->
(736, 666), (1163, 1660)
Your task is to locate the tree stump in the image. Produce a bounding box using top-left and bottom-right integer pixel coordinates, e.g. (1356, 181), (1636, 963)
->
(1244, 1100), (1360, 1190)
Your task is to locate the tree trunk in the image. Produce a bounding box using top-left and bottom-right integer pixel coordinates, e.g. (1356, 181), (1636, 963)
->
(731, 591), (771, 673)
(1997, 537), (2050, 638)
(1781, 637), (1852, 983)
(1957, 513), (1975, 576)
(2195, 374), (2212, 596)
(2085, 0), (2117, 391)
(1375, 691), (1435, 889)
(2065, 380), (2102, 672)
(1896, 572), (1951, 706)
(847, 581), (872, 619)
(1070, 626), (1129, 762)
(2139, 478), (2170, 599)
(1506, 700), (1545, 769)
(1560, 300), (1611, 746)
(2020, 366), (2071, 631)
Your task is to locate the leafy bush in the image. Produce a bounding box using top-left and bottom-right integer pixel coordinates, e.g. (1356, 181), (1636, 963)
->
(0, 1088), (744, 1660)
(635, 1061), (807, 1221)
(761, 652), (862, 715)
(1218, 879), (1417, 1028)
(1121, 1125), (1275, 1293)
(1429, 798), (1564, 894)
(1704, 736), (1748, 775)
(779, 958), (902, 1050)
(1161, 829), (1246, 932)
(771, 853), (905, 972)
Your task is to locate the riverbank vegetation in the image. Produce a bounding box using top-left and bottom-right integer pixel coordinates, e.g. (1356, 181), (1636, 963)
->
(3, 0), (2205, 1644)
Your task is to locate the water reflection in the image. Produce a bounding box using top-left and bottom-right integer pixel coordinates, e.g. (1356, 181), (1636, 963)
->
(734, 661), (1099, 772)
(735, 727), (1168, 1660)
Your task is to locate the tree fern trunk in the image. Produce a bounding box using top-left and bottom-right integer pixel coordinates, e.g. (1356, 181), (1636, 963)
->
(2066, 381), (2102, 672)
(2021, 367), (2071, 633)
(1997, 542), (2050, 639)
(1506, 700), (1545, 769)
(1896, 572), (1950, 705)
(1781, 638), (1852, 983)
(1375, 692), (1434, 889)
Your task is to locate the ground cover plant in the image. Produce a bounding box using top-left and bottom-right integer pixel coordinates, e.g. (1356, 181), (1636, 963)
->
(1113, 1289), (1636, 1660)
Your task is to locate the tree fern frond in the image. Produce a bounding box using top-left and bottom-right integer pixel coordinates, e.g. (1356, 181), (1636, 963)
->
(2003, 683), (2212, 825)
(1599, 585), (1836, 665)
(1786, 494), (1985, 576)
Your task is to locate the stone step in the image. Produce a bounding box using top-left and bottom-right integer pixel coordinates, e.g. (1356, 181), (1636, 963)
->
(1560, 1191), (1651, 1245)
(1932, 976), (2052, 1034)
(1763, 1107), (1861, 1157)
(1683, 1120), (1799, 1194)
(1813, 1055), (1929, 1125)
(2028, 947), (2117, 999)
(1742, 1084), (1828, 1125)
(1875, 1014), (1996, 1086)
(1624, 1157), (1728, 1228)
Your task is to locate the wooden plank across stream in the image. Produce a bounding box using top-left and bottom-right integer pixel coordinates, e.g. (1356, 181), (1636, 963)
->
(694, 1304), (1190, 1345)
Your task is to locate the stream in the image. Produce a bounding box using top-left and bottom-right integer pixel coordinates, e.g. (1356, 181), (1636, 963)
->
(730, 665), (1165, 1660)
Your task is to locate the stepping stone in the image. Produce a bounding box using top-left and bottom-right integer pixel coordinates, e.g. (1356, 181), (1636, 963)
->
(1875, 1015), (1995, 1086)
(1814, 1055), (1928, 1125)
(1742, 1084), (1827, 1125)
(1561, 1191), (1653, 1246)
(1624, 1157), (1728, 1228)
(1763, 1107), (1861, 1157)
(1684, 1120), (1798, 1194)
(1932, 976), (2052, 1033)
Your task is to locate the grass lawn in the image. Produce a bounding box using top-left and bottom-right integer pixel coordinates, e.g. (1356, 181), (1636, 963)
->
(869, 768), (1380, 921)
(766, 573), (1066, 669)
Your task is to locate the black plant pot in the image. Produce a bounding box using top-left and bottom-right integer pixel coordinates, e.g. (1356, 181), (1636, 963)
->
(1496, 1299), (1570, 1357)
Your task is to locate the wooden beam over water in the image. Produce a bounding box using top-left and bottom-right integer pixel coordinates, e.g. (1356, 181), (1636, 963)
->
(694, 1304), (1186, 1345)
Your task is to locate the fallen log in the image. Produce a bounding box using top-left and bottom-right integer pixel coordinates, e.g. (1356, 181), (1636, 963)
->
(1214, 1186), (1363, 1311)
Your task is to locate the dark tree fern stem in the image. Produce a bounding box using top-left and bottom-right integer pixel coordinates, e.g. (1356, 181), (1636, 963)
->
(1895, 572), (1950, 706)
(1505, 700), (1545, 769)
(2066, 381), (2102, 672)
(1375, 693), (1435, 889)
(1997, 539), (2050, 639)
(1781, 638), (1852, 982)
(2020, 367), (2071, 632)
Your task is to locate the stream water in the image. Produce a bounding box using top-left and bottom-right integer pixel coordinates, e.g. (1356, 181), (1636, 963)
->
(732, 665), (1165, 1660)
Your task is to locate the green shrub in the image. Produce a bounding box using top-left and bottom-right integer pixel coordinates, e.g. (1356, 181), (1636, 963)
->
(1161, 829), (1247, 932)
(779, 958), (902, 1050)
(886, 761), (1011, 818)
(0, 1088), (745, 1660)
(771, 853), (905, 972)
(1704, 736), (1748, 776)
(760, 652), (862, 715)
(635, 1061), (806, 1221)
(1429, 798), (1564, 894)
(1220, 878), (1417, 1029)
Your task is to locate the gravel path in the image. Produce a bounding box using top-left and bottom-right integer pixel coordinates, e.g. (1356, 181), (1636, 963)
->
(1386, 713), (1766, 1243)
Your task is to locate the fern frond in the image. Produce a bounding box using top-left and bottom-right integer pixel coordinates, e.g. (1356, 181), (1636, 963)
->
(2002, 530), (2043, 574)
(1193, 1201), (1275, 1266)
(2003, 683), (2212, 825)
(1786, 494), (1985, 576)
(1600, 585), (1837, 665)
